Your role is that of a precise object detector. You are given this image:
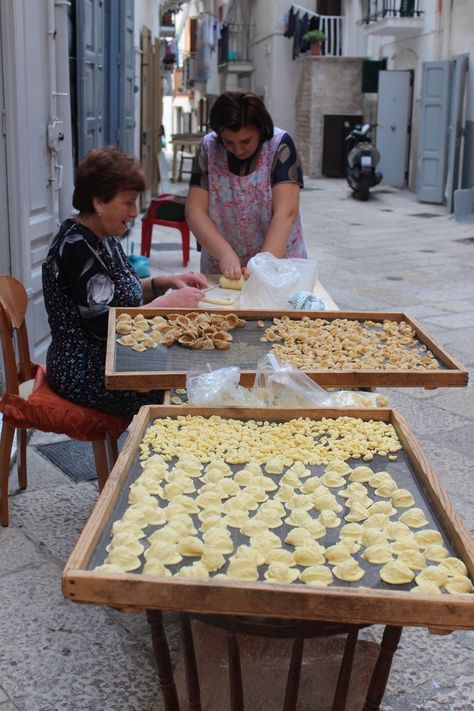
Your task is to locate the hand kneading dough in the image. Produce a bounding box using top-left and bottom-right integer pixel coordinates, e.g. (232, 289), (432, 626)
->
(333, 558), (365, 582)
(380, 560), (415, 584)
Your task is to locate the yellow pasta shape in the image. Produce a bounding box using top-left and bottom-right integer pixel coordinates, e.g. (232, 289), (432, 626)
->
(362, 544), (393, 564)
(264, 562), (299, 584)
(438, 557), (467, 577)
(399, 508), (429, 528)
(380, 560), (415, 585)
(226, 559), (259, 581)
(142, 560), (171, 577)
(299, 565), (333, 586)
(177, 536), (205, 557)
(397, 549), (426, 570)
(145, 542), (183, 566)
(444, 575), (474, 595)
(333, 558), (365, 582)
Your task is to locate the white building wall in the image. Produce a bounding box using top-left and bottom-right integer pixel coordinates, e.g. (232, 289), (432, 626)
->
(133, 0), (159, 157)
(251, 0), (315, 139)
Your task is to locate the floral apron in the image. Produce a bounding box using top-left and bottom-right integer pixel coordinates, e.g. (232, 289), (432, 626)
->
(200, 128), (307, 273)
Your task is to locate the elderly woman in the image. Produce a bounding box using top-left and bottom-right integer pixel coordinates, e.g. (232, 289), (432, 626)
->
(42, 145), (207, 415)
(185, 90), (307, 279)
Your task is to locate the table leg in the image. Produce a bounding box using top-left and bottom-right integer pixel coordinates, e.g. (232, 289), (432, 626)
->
(283, 638), (304, 711)
(146, 609), (181, 711)
(332, 628), (359, 711)
(172, 145), (178, 182)
(227, 630), (244, 711)
(180, 614), (202, 711)
(363, 625), (403, 711)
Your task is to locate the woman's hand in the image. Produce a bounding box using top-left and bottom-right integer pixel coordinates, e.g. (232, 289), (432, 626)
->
(219, 252), (242, 280)
(151, 286), (203, 308)
(166, 272), (208, 290)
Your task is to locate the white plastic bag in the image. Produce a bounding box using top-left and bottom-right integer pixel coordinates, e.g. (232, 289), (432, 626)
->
(186, 355), (388, 409)
(186, 366), (260, 407)
(253, 354), (388, 408)
(239, 252), (300, 309)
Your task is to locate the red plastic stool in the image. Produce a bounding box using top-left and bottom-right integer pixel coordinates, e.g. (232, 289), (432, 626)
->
(141, 193), (190, 267)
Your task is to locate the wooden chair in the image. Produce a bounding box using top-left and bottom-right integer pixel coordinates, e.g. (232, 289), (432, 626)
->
(147, 610), (402, 711)
(0, 275), (131, 526)
(141, 193), (190, 267)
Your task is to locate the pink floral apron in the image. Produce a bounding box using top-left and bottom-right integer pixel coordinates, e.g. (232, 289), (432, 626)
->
(200, 128), (307, 273)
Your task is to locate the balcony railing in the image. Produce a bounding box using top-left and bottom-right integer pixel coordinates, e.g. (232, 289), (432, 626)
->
(218, 23), (251, 65)
(362, 0), (423, 23)
(317, 15), (343, 57)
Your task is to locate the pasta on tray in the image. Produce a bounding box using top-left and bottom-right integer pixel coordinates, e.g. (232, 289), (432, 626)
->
(93, 415), (472, 596)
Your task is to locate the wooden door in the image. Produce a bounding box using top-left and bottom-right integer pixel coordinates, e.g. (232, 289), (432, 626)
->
(416, 61), (451, 204)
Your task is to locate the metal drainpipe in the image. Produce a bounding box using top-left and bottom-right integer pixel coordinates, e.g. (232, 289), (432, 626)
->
(54, 0), (74, 221)
(47, 0), (72, 228)
(47, 0), (60, 227)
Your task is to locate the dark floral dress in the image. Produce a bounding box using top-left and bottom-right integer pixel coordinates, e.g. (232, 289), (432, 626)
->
(42, 218), (163, 416)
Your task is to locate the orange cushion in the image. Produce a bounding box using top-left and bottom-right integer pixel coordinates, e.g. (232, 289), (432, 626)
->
(0, 364), (130, 441)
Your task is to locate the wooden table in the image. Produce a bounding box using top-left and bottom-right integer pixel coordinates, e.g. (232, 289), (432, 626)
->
(197, 275), (339, 311)
(170, 133), (204, 183)
(63, 406), (474, 710)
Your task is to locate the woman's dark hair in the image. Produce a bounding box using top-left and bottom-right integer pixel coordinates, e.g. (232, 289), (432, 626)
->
(72, 145), (147, 213)
(209, 91), (274, 142)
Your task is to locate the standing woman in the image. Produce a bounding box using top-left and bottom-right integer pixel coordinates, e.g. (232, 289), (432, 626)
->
(42, 145), (207, 416)
(185, 90), (307, 279)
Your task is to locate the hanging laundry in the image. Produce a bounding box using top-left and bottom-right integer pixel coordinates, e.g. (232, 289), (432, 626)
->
(284, 6), (296, 38)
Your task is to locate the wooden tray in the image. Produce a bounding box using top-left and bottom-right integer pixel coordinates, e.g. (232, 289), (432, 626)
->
(105, 308), (468, 390)
(63, 406), (474, 633)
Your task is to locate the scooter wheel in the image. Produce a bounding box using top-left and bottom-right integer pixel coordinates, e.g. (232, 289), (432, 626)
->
(358, 177), (370, 201)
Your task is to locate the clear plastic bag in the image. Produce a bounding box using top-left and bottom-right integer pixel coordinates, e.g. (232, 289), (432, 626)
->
(185, 355), (388, 409)
(239, 252), (300, 309)
(253, 354), (387, 408)
(186, 366), (260, 407)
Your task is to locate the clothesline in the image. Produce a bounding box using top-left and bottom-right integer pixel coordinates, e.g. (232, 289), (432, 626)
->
(291, 3), (322, 20)
(200, 10), (221, 23)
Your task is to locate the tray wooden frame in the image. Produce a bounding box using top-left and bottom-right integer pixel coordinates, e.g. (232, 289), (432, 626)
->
(63, 406), (474, 633)
(105, 308), (468, 390)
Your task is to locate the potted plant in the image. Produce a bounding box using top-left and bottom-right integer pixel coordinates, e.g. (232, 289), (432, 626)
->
(303, 29), (326, 56)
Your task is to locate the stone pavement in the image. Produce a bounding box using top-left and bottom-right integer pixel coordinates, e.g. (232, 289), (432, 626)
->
(1, 176), (474, 711)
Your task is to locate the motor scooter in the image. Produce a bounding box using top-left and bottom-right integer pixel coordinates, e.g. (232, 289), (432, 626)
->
(345, 123), (383, 201)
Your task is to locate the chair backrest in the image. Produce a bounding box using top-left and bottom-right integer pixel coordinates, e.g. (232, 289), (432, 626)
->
(0, 275), (34, 395)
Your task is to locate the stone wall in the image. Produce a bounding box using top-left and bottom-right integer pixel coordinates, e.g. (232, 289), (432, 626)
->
(295, 57), (364, 178)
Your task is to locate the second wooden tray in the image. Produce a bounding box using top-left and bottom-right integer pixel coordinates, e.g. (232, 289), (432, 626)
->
(105, 308), (468, 390)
